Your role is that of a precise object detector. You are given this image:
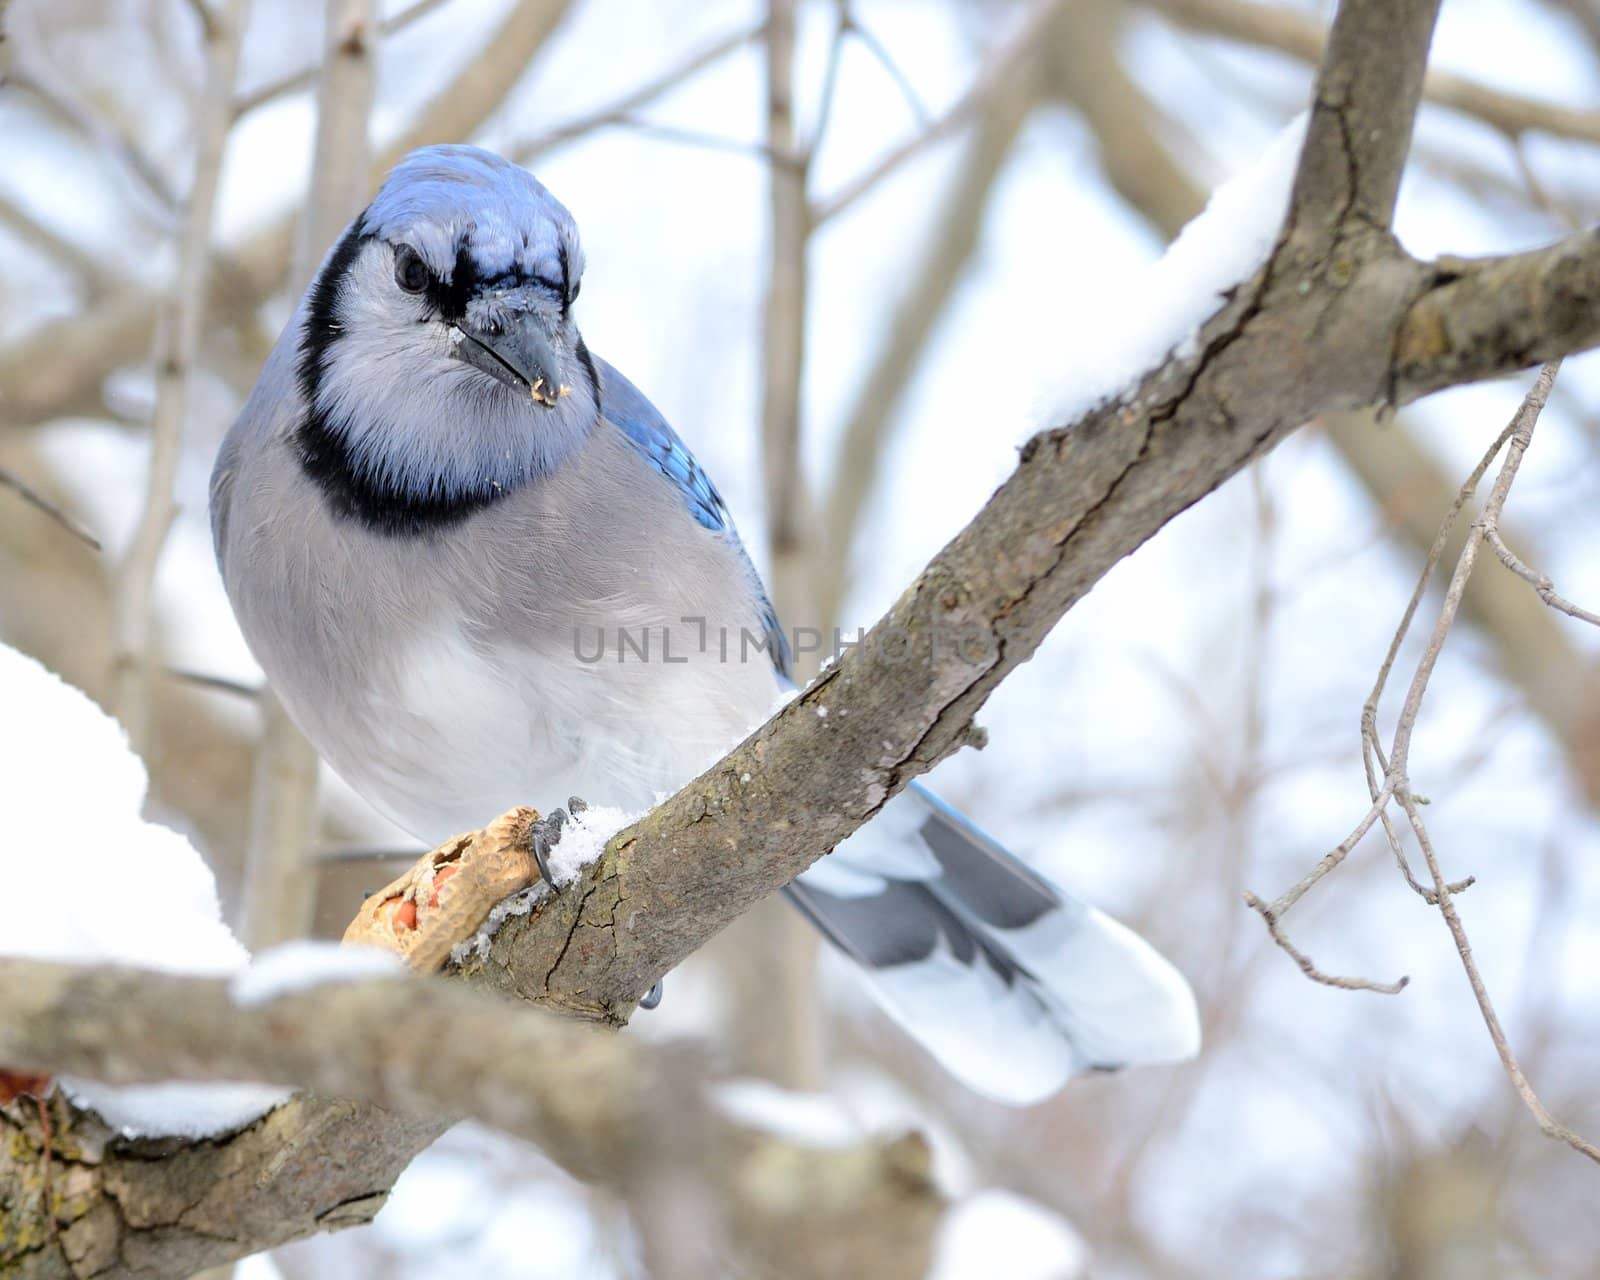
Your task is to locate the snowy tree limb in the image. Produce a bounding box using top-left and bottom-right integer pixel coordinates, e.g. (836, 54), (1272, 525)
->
(0, 958), (939, 1280)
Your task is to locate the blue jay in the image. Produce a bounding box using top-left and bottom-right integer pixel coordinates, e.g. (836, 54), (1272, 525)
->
(211, 145), (1199, 1104)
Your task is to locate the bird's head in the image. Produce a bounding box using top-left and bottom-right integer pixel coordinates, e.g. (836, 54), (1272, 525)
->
(294, 144), (600, 531)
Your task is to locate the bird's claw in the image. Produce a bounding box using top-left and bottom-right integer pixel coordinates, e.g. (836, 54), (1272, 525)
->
(527, 795), (588, 888)
(528, 809), (562, 885)
(639, 979), (664, 1010)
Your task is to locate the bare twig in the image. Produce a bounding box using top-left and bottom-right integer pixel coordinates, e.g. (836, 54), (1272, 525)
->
(816, 75), (1036, 628)
(1485, 527), (1600, 627)
(1252, 361), (1600, 1164)
(165, 667), (261, 699)
(1388, 364), (1600, 1164)
(512, 20), (765, 163)
(595, 116), (779, 163)
(232, 0), (454, 117)
(0, 195), (106, 285)
(108, 0), (248, 752)
(807, 1), (852, 159)
(241, 0), (380, 953)
(1144, 0), (1600, 148)
(4, 67), (179, 222)
(1242, 892), (1409, 993)
(0, 469), (102, 551)
(811, 0), (1064, 225)
(844, 8), (932, 128)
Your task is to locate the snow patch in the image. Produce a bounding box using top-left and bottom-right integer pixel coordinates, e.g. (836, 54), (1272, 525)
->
(1047, 113), (1308, 425)
(711, 1078), (864, 1149)
(929, 1190), (1088, 1280)
(0, 643), (290, 1136)
(231, 940), (403, 1007)
(449, 803), (639, 964)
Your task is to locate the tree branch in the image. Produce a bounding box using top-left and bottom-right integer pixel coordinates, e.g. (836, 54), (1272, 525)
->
(1393, 231), (1600, 403)
(1284, 0), (1440, 246)
(239, 0), (379, 957)
(0, 958), (941, 1278)
(810, 0), (1064, 225)
(108, 0), (248, 754)
(511, 19), (765, 164)
(1145, 0), (1600, 148)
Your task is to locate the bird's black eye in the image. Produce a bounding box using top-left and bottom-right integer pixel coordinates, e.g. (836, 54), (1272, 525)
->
(394, 244), (432, 295)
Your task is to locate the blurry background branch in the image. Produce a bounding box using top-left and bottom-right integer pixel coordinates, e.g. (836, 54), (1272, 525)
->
(0, 957), (943, 1280)
(1144, 0), (1600, 146)
(239, 0), (377, 957)
(107, 0), (247, 754)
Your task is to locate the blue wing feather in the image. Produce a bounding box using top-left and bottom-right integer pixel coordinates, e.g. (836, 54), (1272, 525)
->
(594, 355), (792, 679)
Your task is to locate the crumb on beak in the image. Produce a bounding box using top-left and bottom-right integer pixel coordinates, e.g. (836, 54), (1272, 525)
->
(530, 377), (572, 407)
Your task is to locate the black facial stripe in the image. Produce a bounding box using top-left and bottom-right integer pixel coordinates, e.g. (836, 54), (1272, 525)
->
(424, 244), (479, 322)
(293, 219), (502, 536)
(296, 219), (369, 407)
(558, 242), (571, 315)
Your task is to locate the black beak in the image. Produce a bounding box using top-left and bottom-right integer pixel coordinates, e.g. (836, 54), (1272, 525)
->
(452, 312), (568, 407)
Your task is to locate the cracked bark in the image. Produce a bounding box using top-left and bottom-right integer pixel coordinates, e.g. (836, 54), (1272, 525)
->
(10, 0), (1600, 1274)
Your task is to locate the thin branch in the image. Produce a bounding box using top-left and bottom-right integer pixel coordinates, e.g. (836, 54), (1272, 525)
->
(735, 0), (826, 1093)
(181, 0), (222, 43)
(511, 20), (765, 163)
(816, 78), (1035, 628)
(1388, 366), (1561, 774)
(108, 0), (248, 753)
(1242, 892), (1409, 993)
(242, 0), (382, 953)
(1485, 527), (1600, 627)
(846, 9), (933, 128)
(1145, 0), (1600, 148)
(0, 468), (102, 551)
(0, 194), (106, 285)
(810, 0), (1064, 226)
(1383, 363), (1600, 1165)
(232, 0), (455, 117)
(1256, 783), (1398, 919)
(3, 65), (179, 222)
(165, 666), (261, 699)
(807, 0), (852, 160)
(1252, 361), (1600, 1164)
(599, 116), (780, 163)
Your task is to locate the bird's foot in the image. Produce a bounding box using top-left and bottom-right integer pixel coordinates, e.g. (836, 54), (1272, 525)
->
(342, 805), (549, 973)
(527, 795), (587, 885)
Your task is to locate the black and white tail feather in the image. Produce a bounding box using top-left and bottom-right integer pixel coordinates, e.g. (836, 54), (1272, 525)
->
(786, 782), (1200, 1105)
